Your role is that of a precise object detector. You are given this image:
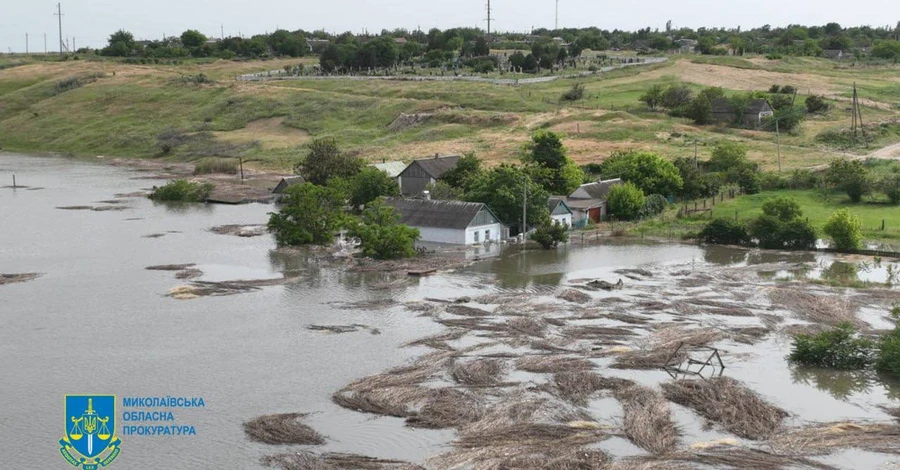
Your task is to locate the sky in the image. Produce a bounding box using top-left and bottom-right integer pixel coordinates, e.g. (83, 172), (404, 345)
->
(2, 0), (898, 53)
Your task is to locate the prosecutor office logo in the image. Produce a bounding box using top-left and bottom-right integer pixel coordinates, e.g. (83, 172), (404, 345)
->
(60, 395), (121, 469)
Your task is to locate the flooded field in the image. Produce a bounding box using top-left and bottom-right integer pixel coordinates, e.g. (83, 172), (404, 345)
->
(2, 154), (899, 469)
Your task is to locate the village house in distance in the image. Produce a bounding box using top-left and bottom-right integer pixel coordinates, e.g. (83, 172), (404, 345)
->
(398, 154), (460, 196)
(384, 198), (505, 245)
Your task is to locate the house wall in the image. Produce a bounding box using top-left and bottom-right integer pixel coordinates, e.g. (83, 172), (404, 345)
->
(552, 214), (572, 227)
(465, 223), (503, 244)
(399, 162), (435, 196)
(414, 223), (503, 245)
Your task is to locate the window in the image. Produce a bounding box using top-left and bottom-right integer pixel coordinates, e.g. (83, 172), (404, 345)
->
(485, 230), (490, 240)
(474, 230), (479, 242)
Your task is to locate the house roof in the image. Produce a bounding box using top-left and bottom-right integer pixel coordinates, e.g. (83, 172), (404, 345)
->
(402, 155), (461, 179)
(369, 161), (406, 178)
(570, 179), (622, 200)
(548, 197), (573, 215)
(273, 176), (306, 193)
(565, 198), (606, 211)
(384, 198), (495, 230)
(711, 98), (771, 115)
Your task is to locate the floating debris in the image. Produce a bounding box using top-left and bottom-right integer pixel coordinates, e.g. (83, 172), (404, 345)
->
(307, 324), (380, 335)
(516, 355), (595, 373)
(210, 224), (268, 238)
(142, 233), (167, 239)
(615, 385), (679, 454)
(450, 359), (504, 387)
(585, 279), (624, 290)
(0, 273), (41, 286)
(56, 205), (127, 212)
(262, 452), (423, 470)
(243, 413), (325, 445)
(553, 371), (632, 406)
(558, 288), (592, 304)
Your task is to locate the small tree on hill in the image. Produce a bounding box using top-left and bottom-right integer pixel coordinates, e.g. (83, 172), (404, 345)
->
(827, 159), (869, 203)
(601, 150), (683, 196)
(296, 138), (363, 186)
(522, 130), (584, 195)
(268, 183), (347, 246)
(349, 200), (419, 260)
(180, 30), (207, 49)
(607, 182), (646, 221)
(823, 208), (863, 251)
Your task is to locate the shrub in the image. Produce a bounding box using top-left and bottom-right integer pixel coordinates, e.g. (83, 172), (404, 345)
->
(805, 95), (830, 114)
(348, 200), (419, 259)
(823, 208), (863, 251)
(149, 180), (214, 202)
(789, 323), (877, 369)
(780, 85), (796, 95)
(640, 194), (669, 218)
(193, 157), (238, 175)
(531, 221), (569, 249)
(699, 219), (750, 246)
(639, 84), (664, 110)
(877, 306), (900, 377)
(561, 83), (585, 101)
(769, 85), (781, 94)
(660, 85), (693, 109)
(750, 215), (817, 250)
(827, 159), (869, 203)
(607, 182), (646, 221)
(761, 196), (802, 221)
(878, 172), (900, 205)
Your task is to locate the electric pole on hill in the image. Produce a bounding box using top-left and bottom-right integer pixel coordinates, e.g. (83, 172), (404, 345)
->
(55, 3), (64, 56)
(555, 0), (559, 30)
(485, 0), (492, 38)
(44, 33), (47, 54)
(25, 33), (29, 54)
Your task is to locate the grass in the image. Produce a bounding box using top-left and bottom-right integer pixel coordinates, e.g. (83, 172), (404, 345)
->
(193, 157), (239, 175)
(1, 56), (899, 172)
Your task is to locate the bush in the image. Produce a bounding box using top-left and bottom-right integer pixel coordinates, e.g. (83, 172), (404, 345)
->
(805, 95), (830, 114)
(193, 157), (238, 175)
(660, 85), (693, 109)
(823, 208), (863, 251)
(607, 182), (646, 221)
(348, 200), (419, 259)
(530, 221), (569, 249)
(877, 307), (900, 377)
(149, 180), (214, 202)
(561, 83), (585, 101)
(601, 150), (683, 196)
(761, 196), (802, 221)
(789, 323), (877, 369)
(827, 159), (869, 203)
(699, 219), (750, 246)
(750, 215), (817, 250)
(640, 194), (669, 218)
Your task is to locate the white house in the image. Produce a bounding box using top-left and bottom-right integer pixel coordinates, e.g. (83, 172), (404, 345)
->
(548, 197), (573, 227)
(384, 198), (505, 245)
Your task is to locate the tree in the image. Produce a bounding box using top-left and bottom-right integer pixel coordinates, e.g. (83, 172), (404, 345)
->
(465, 165), (550, 233)
(674, 157), (720, 199)
(267, 183), (347, 246)
(685, 95), (714, 125)
(761, 196), (802, 221)
(660, 85), (694, 109)
(348, 167), (400, 209)
(441, 153), (483, 190)
(522, 130), (584, 195)
(639, 85), (664, 110)
(180, 30), (207, 49)
(601, 150), (683, 196)
(425, 180), (463, 200)
(708, 141), (750, 172)
(348, 200), (419, 259)
(823, 208), (863, 250)
(607, 182), (646, 221)
(805, 95), (830, 114)
(531, 221), (569, 249)
(827, 159), (869, 203)
(103, 30), (136, 56)
(699, 219), (751, 246)
(878, 173), (900, 205)
(296, 138), (363, 186)
(473, 36), (490, 56)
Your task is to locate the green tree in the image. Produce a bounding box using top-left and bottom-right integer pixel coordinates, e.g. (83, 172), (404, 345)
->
(425, 180), (463, 200)
(531, 221), (569, 249)
(790, 323), (877, 369)
(349, 200), (419, 259)
(827, 159), (869, 203)
(348, 167), (400, 210)
(708, 141), (750, 172)
(296, 138), (363, 186)
(761, 196), (802, 221)
(103, 30), (136, 56)
(699, 219), (750, 246)
(674, 157), (720, 199)
(180, 30), (207, 49)
(639, 84), (664, 110)
(473, 36), (490, 56)
(606, 182), (646, 221)
(267, 183), (347, 246)
(465, 165), (550, 233)
(660, 85), (694, 109)
(522, 130), (584, 195)
(601, 150), (683, 196)
(878, 173), (900, 205)
(149, 180), (213, 202)
(441, 153), (483, 190)
(823, 208), (863, 250)
(685, 94), (714, 124)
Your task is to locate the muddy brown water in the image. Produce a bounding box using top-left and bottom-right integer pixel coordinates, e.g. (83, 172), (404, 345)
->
(1, 154), (898, 469)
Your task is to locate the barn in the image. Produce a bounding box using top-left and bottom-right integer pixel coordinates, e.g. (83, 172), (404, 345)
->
(384, 198), (505, 245)
(711, 98), (774, 128)
(398, 154), (460, 196)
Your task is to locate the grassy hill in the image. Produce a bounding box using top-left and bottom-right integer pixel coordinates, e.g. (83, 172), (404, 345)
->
(1, 54), (898, 172)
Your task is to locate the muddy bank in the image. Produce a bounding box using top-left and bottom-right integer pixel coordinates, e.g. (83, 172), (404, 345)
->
(210, 224), (268, 237)
(0, 273), (41, 286)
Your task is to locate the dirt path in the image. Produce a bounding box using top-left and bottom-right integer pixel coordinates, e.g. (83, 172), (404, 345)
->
(807, 141), (900, 170)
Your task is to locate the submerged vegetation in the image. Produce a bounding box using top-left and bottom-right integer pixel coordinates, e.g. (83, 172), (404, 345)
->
(148, 179), (213, 202)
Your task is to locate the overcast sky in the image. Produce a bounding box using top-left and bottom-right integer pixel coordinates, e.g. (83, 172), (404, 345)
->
(2, 0), (898, 53)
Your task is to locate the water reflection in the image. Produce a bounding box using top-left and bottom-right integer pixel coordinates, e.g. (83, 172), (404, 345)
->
(151, 200), (216, 214)
(703, 245), (749, 265)
(790, 365), (900, 401)
(821, 261), (860, 286)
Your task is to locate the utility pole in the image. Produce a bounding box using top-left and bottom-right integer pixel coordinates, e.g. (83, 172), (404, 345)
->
(55, 3), (64, 56)
(485, 0), (492, 38)
(775, 119), (782, 172)
(693, 140), (698, 169)
(26, 33), (29, 54)
(72, 37), (75, 51)
(221, 24), (224, 40)
(555, 0), (559, 30)
(44, 33), (47, 53)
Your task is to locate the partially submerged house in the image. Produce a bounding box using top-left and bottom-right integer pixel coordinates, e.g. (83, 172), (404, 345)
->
(272, 176), (306, 195)
(548, 197), (574, 227)
(566, 179), (623, 223)
(398, 154), (460, 196)
(384, 198), (505, 245)
(710, 98), (774, 128)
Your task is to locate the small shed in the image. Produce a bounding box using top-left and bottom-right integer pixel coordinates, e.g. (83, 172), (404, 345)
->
(548, 197), (574, 227)
(711, 98), (774, 128)
(384, 198), (505, 245)
(567, 178), (622, 222)
(369, 161), (407, 180)
(273, 176), (306, 194)
(398, 154), (461, 196)
(822, 49), (845, 60)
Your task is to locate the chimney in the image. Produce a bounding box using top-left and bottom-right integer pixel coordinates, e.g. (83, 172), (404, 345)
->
(423, 190), (431, 200)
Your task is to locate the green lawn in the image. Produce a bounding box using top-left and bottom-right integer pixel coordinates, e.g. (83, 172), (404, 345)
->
(710, 189), (900, 239)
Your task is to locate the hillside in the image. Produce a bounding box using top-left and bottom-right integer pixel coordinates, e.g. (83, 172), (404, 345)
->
(1, 55), (898, 172)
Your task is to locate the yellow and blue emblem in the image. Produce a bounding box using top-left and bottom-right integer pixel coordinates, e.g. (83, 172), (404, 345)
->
(60, 395), (121, 469)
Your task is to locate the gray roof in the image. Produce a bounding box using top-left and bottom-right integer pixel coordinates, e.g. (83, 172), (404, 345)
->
(273, 176), (306, 194)
(570, 179), (622, 200)
(369, 161), (406, 178)
(711, 98), (772, 115)
(548, 197), (573, 214)
(384, 198), (494, 230)
(565, 198), (606, 211)
(402, 155), (461, 179)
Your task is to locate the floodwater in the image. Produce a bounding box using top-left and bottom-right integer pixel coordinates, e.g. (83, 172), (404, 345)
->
(1, 154), (898, 469)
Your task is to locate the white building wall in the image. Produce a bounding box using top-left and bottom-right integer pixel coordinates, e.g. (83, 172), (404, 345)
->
(465, 223), (503, 245)
(552, 214), (572, 227)
(415, 227), (466, 244)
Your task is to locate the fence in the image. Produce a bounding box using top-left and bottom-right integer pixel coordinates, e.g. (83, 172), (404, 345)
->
(676, 188), (744, 219)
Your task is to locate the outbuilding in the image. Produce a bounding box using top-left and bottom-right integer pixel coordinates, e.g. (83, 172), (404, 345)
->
(398, 154), (460, 196)
(272, 176), (306, 195)
(384, 198), (505, 245)
(548, 197), (574, 227)
(567, 178), (622, 223)
(710, 98), (774, 128)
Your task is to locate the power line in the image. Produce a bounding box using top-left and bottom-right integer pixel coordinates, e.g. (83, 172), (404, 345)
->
(54, 3), (64, 56)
